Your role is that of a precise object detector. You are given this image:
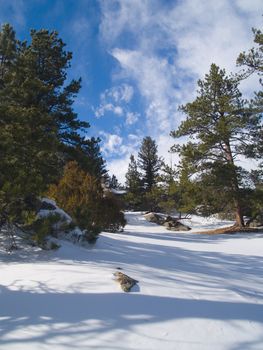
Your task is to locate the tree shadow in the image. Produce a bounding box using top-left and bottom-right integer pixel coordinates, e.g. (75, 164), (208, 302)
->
(1, 213), (263, 348)
(0, 284), (263, 349)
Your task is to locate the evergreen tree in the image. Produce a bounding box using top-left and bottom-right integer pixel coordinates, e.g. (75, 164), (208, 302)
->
(237, 26), (263, 162)
(236, 26), (263, 221)
(125, 155), (141, 192)
(125, 154), (142, 209)
(237, 27), (263, 76)
(65, 137), (107, 179)
(137, 137), (162, 191)
(109, 175), (120, 189)
(171, 64), (261, 227)
(0, 24), (17, 86)
(0, 25), (90, 226)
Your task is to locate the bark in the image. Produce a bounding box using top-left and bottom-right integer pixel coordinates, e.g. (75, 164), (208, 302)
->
(224, 141), (245, 227)
(234, 202), (245, 227)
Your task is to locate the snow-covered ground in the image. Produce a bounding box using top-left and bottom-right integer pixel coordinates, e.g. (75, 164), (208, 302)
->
(1, 212), (263, 350)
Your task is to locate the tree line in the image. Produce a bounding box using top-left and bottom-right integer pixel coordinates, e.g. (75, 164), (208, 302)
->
(0, 24), (125, 245)
(124, 26), (262, 227)
(0, 22), (262, 247)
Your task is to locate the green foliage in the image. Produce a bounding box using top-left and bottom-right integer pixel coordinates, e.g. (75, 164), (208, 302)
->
(31, 213), (61, 248)
(237, 27), (263, 75)
(49, 241), (61, 250)
(108, 174), (120, 189)
(99, 192), (127, 232)
(137, 137), (163, 191)
(0, 24), (107, 230)
(124, 138), (163, 211)
(171, 64), (262, 225)
(237, 26), (263, 164)
(125, 154), (143, 209)
(144, 185), (166, 212)
(64, 137), (107, 179)
(124, 191), (144, 211)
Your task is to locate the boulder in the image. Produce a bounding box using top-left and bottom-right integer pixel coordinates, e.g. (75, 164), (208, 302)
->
(144, 212), (191, 231)
(144, 212), (165, 225)
(40, 200), (56, 211)
(163, 217), (191, 231)
(247, 214), (263, 228)
(113, 272), (138, 292)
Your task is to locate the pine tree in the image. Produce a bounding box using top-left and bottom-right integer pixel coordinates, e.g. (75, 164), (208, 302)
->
(171, 64), (261, 227)
(137, 137), (162, 192)
(0, 24), (17, 85)
(125, 155), (143, 209)
(65, 137), (107, 179)
(0, 25), (90, 226)
(237, 27), (263, 76)
(125, 155), (141, 192)
(109, 175), (119, 189)
(237, 26), (263, 162)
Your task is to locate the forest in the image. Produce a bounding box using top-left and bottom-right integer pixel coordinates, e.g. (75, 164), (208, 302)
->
(0, 23), (262, 248)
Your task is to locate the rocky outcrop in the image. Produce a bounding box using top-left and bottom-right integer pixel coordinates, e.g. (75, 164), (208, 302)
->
(163, 216), (191, 231)
(246, 213), (263, 228)
(40, 200), (57, 211)
(143, 212), (165, 225)
(144, 212), (191, 231)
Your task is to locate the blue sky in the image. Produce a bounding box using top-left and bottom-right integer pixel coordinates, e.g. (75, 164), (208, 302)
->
(0, 0), (262, 182)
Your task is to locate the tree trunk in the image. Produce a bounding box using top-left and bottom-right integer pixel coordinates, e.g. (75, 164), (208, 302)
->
(224, 141), (245, 227)
(235, 202), (245, 227)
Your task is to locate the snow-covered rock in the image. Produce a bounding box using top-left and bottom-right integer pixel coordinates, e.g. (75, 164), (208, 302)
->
(38, 198), (85, 243)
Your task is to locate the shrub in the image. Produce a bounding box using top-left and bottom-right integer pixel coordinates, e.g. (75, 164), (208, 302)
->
(48, 161), (126, 241)
(31, 213), (61, 248)
(99, 192), (126, 232)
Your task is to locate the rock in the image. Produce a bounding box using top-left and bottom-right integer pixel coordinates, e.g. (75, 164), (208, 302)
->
(246, 213), (263, 228)
(40, 200), (56, 211)
(163, 218), (191, 231)
(144, 212), (165, 225)
(113, 272), (138, 292)
(247, 214), (263, 228)
(143, 212), (191, 231)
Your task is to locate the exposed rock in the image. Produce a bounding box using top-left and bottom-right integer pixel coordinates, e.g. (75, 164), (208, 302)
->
(163, 216), (191, 231)
(144, 212), (165, 225)
(40, 200), (56, 211)
(247, 214), (263, 228)
(113, 271), (138, 292)
(144, 212), (191, 231)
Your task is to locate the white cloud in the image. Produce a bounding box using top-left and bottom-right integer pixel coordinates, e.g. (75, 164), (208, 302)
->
(107, 155), (131, 185)
(95, 103), (123, 118)
(100, 131), (140, 157)
(100, 132), (123, 155)
(100, 84), (134, 103)
(95, 83), (135, 118)
(111, 48), (180, 134)
(126, 112), (139, 125)
(99, 0), (262, 181)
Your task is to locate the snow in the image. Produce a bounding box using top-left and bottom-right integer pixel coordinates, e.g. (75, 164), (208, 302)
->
(38, 198), (72, 223)
(1, 212), (263, 349)
(38, 198), (84, 242)
(110, 188), (127, 195)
